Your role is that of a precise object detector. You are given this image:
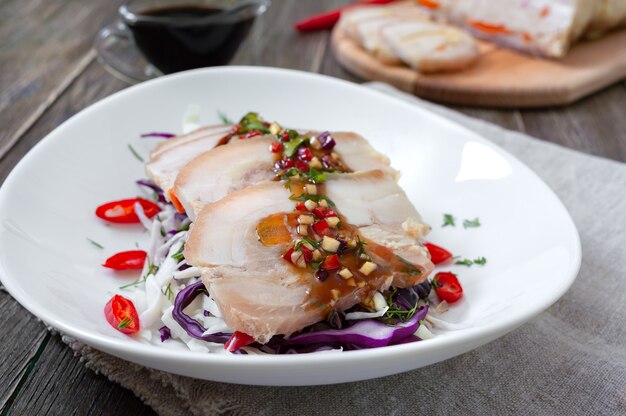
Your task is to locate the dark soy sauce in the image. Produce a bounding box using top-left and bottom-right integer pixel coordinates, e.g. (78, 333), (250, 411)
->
(128, 5), (255, 74)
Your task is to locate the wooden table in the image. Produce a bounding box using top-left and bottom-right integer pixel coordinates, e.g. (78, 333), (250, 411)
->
(0, 1), (624, 414)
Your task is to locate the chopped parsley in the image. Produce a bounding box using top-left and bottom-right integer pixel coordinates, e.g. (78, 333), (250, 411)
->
(463, 217), (481, 228)
(454, 256), (487, 267)
(87, 238), (104, 249)
(442, 213), (456, 227)
(128, 144), (144, 162)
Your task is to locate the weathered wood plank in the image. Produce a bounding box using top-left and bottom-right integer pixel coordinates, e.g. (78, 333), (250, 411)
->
(0, 292), (48, 411)
(3, 334), (156, 416)
(0, 0), (125, 160)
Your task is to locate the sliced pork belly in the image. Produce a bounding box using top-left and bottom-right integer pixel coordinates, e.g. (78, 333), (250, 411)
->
(145, 124), (233, 195)
(173, 132), (393, 219)
(184, 170), (433, 342)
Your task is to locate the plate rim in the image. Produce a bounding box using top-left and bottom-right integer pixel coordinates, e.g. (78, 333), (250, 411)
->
(0, 66), (581, 371)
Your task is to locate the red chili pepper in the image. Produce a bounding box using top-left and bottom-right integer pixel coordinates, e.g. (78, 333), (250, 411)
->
(312, 220), (330, 236)
(297, 147), (313, 161)
(283, 247), (295, 263)
(270, 142), (283, 153)
(424, 242), (453, 265)
(312, 207), (337, 219)
(295, 202), (307, 212)
(323, 254), (341, 270)
(281, 131), (291, 142)
(104, 294), (140, 334)
(433, 272), (463, 303)
(294, 0), (397, 32)
(224, 331), (255, 352)
(295, 160), (310, 172)
(301, 246), (314, 263)
(281, 157), (295, 169)
(95, 198), (160, 224)
(103, 250), (147, 270)
(239, 130), (262, 139)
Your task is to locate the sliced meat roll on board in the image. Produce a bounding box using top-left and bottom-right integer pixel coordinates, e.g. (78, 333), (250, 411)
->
(184, 170), (433, 342)
(173, 132), (393, 219)
(380, 20), (479, 72)
(145, 124), (234, 197)
(338, 6), (431, 64)
(417, 0), (626, 58)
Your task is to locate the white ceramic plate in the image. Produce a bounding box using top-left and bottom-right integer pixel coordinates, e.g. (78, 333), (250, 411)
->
(0, 67), (580, 386)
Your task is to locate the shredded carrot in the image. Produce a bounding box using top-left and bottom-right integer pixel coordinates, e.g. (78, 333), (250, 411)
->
(417, 0), (440, 9)
(467, 20), (511, 35)
(523, 32), (533, 43)
(168, 189), (186, 214)
(540, 6), (550, 17)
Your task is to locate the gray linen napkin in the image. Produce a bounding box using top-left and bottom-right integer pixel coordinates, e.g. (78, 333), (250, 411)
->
(64, 83), (626, 416)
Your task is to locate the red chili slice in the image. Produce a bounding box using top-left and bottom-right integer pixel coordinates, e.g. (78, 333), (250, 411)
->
(104, 294), (140, 334)
(281, 157), (294, 169)
(239, 131), (261, 139)
(424, 242), (453, 265)
(433, 272), (463, 303)
(297, 147), (313, 161)
(418, 0), (440, 9)
(224, 331), (255, 352)
(283, 247), (295, 263)
(95, 198), (160, 223)
(323, 254), (341, 270)
(295, 202), (307, 212)
(312, 220), (330, 236)
(103, 250), (147, 270)
(301, 246), (313, 263)
(270, 142), (283, 153)
(295, 160), (309, 172)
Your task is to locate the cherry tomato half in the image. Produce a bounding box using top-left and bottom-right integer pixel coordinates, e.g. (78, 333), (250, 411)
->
(424, 242), (453, 265)
(224, 331), (255, 352)
(104, 294), (140, 334)
(95, 198), (160, 223)
(432, 272), (463, 303)
(103, 250), (147, 270)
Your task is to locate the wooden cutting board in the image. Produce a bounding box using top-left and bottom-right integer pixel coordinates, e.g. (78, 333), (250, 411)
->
(331, 25), (626, 108)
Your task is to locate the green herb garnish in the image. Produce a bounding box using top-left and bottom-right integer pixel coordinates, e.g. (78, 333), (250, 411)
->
(307, 168), (327, 184)
(473, 256), (487, 265)
(463, 217), (481, 228)
(237, 112), (270, 134)
(163, 283), (174, 301)
(172, 251), (184, 261)
(355, 236), (369, 261)
(87, 238), (104, 249)
(119, 276), (147, 290)
(128, 144), (144, 162)
(454, 256), (487, 267)
(218, 110), (233, 124)
(295, 236), (320, 251)
(442, 213), (456, 227)
(283, 137), (306, 157)
(396, 255), (422, 275)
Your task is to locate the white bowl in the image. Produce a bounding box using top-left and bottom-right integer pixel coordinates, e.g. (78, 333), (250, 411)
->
(0, 67), (581, 386)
